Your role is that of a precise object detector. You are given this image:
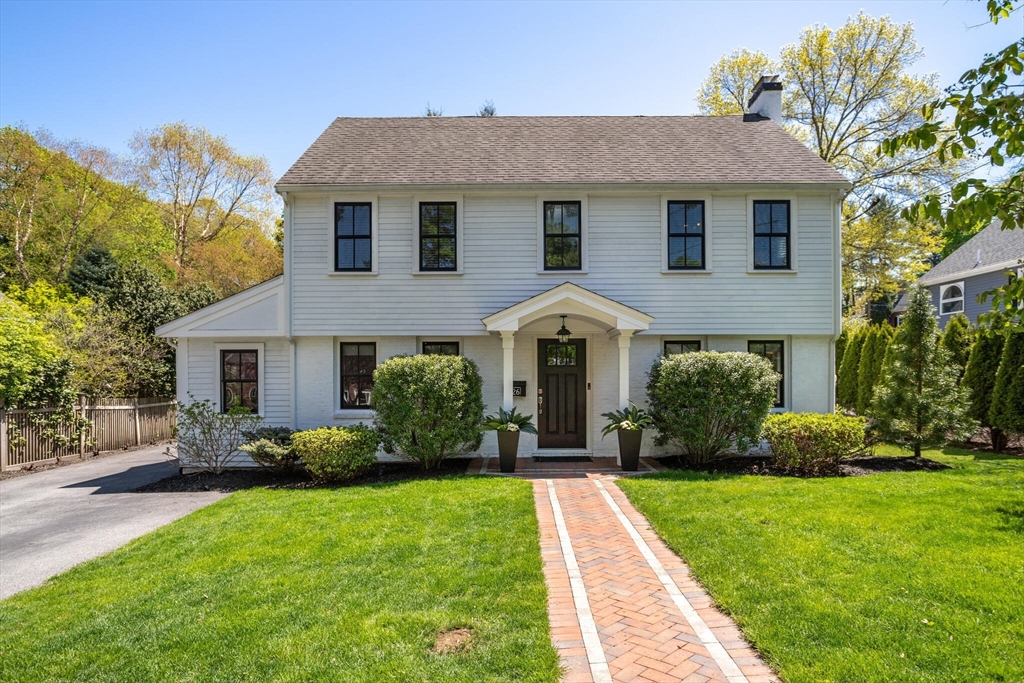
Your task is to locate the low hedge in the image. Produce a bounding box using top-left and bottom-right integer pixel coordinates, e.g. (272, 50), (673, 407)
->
(761, 412), (866, 474)
(291, 424), (379, 482)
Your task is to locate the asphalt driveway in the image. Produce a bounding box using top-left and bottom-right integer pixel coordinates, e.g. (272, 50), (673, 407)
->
(0, 445), (225, 599)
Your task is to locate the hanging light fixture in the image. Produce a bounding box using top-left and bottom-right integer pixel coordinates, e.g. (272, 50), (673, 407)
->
(556, 315), (572, 343)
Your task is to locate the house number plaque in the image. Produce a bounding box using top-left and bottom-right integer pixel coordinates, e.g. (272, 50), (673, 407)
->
(512, 381), (526, 397)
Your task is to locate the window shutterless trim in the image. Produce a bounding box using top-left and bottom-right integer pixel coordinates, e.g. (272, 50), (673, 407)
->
(664, 340), (702, 354)
(748, 340), (785, 407)
(418, 201), (458, 272)
(339, 342), (377, 409)
(543, 200), (583, 271)
(752, 200), (791, 270)
(939, 282), (965, 315)
(220, 349), (259, 414)
(334, 202), (373, 272)
(666, 200), (706, 270)
(422, 341), (460, 355)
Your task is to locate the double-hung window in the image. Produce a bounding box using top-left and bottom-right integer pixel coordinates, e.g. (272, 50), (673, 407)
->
(221, 350), (258, 413)
(664, 340), (701, 355)
(422, 341), (460, 355)
(543, 201), (582, 270)
(335, 203), (372, 271)
(748, 341), (784, 407)
(340, 343), (376, 408)
(753, 200), (790, 269)
(667, 201), (705, 269)
(419, 202), (457, 271)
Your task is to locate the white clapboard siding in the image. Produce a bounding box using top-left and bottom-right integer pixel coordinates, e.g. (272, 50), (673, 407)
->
(185, 338), (292, 426)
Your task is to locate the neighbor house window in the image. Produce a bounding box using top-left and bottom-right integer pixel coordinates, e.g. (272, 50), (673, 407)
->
(422, 341), (459, 355)
(748, 340), (784, 407)
(667, 201), (705, 269)
(753, 200), (790, 269)
(340, 343), (376, 408)
(543, 201), (582, 270)
(221, 350), (258, 413)
(419, 202), (457, 271)
(664, 340), (701, 355)
(335, 203), (372, 271)
(940, 282), (964, 314)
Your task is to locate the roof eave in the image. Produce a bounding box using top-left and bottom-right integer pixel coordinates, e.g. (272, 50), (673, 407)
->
(275, 180), (852, 195)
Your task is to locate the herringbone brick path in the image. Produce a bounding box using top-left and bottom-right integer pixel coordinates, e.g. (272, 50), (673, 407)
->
(530, 474), (778, 683)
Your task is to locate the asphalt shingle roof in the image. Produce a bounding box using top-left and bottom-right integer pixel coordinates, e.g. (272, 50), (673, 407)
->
(919, 220), (1024, 284)
(277, 116), (850, 187)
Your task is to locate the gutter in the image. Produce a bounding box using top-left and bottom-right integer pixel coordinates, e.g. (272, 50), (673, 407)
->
(280, 190), (298, 430)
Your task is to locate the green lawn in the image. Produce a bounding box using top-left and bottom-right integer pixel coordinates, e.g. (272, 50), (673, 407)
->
(618, 447), (1024, 683)
(0, 477), (560, 683)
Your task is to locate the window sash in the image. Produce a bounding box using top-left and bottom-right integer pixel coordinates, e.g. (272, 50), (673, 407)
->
(340, 343), (376, 408)
(664, 340), (701, 355)
(419, 202), (457, 271)
(940, 284), (964, 314)
(748, 340), (784, 407)
(667, 201), (705, 269)
(335, 203), (373, 271)
(752, 201), (790, 269)
(220, 350), (258, 413)
(422, 341), (460, 355)
(543, 201), (582, 270)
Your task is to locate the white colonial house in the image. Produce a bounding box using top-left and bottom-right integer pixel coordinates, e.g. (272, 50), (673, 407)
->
(157, 78), (851, 463)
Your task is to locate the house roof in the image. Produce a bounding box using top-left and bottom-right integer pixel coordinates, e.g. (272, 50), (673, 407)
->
(277, 116), (851, 188)
(919, 220), (1024, 285)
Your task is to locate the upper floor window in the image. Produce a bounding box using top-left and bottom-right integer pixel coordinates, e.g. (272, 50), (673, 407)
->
(335, 203), (372, 271)
(221, 350), (258, 413)
(753, 200), (790, 269)
(420, 202), (457, 271)
(422, 341), (460, 355)
(664, 340), (701, 355)
(940, 282), (964, 314)
(748, 340), (784, 407)
(543, 201), (581, 270)
(667, 201), (705, 269)
(340, 342), (376, 408)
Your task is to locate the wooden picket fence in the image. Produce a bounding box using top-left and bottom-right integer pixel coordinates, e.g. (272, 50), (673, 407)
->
(0, 398), (176, 472)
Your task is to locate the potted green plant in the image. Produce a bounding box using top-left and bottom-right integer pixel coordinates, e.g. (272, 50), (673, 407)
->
(482, 407), (537, 473)
(601, 402), (653, 471)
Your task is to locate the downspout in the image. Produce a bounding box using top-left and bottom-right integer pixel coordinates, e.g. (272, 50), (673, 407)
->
(829, 190), (846, 413)
(280, 190), (298, 430)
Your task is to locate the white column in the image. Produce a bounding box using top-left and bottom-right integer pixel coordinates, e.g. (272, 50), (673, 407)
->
(617, 331), (633, 410)
(501, 331), (515, 411)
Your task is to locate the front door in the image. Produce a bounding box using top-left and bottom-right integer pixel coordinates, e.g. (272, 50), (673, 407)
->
(537, 339), (587, 449)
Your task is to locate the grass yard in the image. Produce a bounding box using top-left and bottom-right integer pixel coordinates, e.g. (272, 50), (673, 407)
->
(0, 477), (561, 683)
(618, 447), (1024, 683)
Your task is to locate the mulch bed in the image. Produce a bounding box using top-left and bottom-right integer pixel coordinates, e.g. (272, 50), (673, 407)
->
(652, 454), (953, 478)
(131, 458), (472, 493)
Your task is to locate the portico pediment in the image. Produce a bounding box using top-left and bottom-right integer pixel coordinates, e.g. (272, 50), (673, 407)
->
(481, 282), (654, 334)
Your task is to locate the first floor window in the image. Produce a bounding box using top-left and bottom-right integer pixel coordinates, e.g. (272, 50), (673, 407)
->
(422, 341), (459, 355)
(753, 200), (790, 269)
(748, 340), (784, 407)
(667, 201), (705, 269)
(341, 343), (376, 408)
(664, 340), (701, 355)
(544, 201), (582, 270)
(221, 350), (258, 413)
(420, 202), (457, 271)
(940, 283), (964, 314)
(335, 202), (372, 271)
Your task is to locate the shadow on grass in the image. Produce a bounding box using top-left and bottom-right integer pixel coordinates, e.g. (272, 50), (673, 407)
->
(995, 502), (1024, 534)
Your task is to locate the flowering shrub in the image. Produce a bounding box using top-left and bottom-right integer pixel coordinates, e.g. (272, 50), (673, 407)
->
(761, 413), (866, 474)
(291, 425), (378, 482)
(172, 395), (262, 474)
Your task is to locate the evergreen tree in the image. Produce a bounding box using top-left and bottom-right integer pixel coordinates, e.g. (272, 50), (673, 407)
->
(66, 247), (119, 299)
(871, 285), (975, 457)
(989, 332), (1024, 439)
(941, 312), (973, 379)
(962, 331), (1007, 451)
(835, 328), (850, 374)
(856, 327), (889, 415)
(837, 328), (866, 410)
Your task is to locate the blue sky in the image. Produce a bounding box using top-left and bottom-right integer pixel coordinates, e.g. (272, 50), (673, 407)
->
(0, 1), (1019, 178)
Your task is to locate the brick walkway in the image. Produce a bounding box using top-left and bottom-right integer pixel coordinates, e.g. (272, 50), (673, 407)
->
(474, 458), (777, 683)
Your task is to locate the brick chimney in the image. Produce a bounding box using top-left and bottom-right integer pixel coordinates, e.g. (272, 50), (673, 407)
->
(746, 75), (783, 123)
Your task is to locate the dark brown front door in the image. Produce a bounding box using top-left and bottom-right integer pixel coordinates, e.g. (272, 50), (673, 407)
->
(537, 339), (587, 449)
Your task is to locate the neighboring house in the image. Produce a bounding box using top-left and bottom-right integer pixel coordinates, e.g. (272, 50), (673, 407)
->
(892, 220), (1024, 328)
(157, 78), (851, 464)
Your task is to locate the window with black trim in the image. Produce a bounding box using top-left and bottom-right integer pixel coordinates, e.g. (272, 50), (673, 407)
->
(753, 201), (790, 269)
(667, 201), (705, 269)
(422, 341), (459, 355)
(664, 340), (701, 355)
(748, 341), (784, 407)
(543, 201), (581, 270)
(221, 350), (258, 413)
(335, 203), (372, 271)
(419, 202), (457, 271)
(340, 343), (376, 408)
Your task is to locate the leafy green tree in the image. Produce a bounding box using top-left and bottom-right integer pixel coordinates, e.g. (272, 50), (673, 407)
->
(871, 285), (975, 456)
(696, 48), (779, 115)
(0, 296), (60, 404)
(941, 312), (974, 378)
(837, 328), (866, 410)
(67, 247), (119, 299)
(989, 332), (1024, 438)
(962, 330), (1008, 451)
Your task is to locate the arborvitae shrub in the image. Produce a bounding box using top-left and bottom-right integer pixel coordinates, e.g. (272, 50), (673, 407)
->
(856, 327), (885, 415)
(962, 332), (1007, 451)
(989, 332), (1024, 438)
(941, 312), (974, 379)
(837, 329), (866, 410)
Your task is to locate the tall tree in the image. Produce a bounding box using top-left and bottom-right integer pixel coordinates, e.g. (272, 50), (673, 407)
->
(696, 49), (779, 115)
(962, 330), (1008, 451)
(857, 326), (891, 415)
(871, 285), (975, 456)
(837, 327), (866, 410)
(989, 331), (1024, 439)
(130, 122), (276, 273)
(0, 126), (57, 284)
(940, 311), (974, 379)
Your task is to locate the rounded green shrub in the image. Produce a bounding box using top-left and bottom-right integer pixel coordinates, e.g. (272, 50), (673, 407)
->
(291, 425), (379, 482)
(647, 351), (779, 464)
(761, 412), (867, 474)
(239, 427), (298, 471)
(372, 354), (484, 469)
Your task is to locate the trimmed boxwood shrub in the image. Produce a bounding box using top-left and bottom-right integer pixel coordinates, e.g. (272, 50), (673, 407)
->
(372, 354), (484, 469)
(291, 425), (378, 482)
(761, 412), (866, 474)
(647, 351), (779, 464)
